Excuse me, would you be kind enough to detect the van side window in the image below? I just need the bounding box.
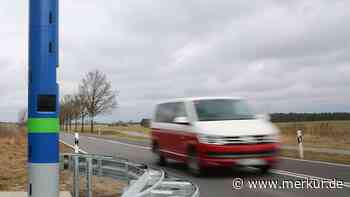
[155,103,175,123]
[155,104,166,122]
[174,102,187,118]
[155,102,187,123]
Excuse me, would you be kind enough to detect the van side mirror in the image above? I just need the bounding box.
[173,117,190,125]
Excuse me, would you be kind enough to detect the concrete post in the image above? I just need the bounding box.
[28,0,60,196]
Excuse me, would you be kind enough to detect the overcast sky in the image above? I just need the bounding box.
[1,0,350,122]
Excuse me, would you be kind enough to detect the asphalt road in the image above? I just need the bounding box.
[60,133,350,197]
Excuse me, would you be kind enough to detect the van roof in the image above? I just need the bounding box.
[158,96,243,104]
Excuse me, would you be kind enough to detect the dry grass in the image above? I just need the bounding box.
[0,124,72,191]
[0,124,27,191]
[61,175,125,197]
[0,123,22,138]
[106,124,150,134]
[67,124,149,134]
[100,133,149,143]
[275,120,350,149]
[66,124,150,142]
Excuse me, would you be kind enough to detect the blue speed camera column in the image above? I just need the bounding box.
[28,0,60,196]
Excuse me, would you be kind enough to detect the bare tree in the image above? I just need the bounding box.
[59,98,67,130]
[60,94,75,132]
[79,70,117,133]
[71,94,81,132]
[75,93,88,133]
[60,93,86,132]
[18,108,27,126]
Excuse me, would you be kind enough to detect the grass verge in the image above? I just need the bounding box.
[276,120,350,150]
[0,125,72,191]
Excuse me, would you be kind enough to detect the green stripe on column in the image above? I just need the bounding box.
[27,118,59,133]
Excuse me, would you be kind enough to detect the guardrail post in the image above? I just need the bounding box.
[125,161,129,185]
[73,155,80,197]
[86,157,93,197]
[98,158,103,176]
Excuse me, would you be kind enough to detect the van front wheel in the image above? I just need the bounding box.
[258,165,271,174]
[187,148,204,177]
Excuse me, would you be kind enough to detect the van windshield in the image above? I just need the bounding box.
[194,99,255,121]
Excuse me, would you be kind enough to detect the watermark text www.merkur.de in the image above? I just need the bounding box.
[232,178,345,190]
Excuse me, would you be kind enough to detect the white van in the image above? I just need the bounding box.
[151,97,280,176]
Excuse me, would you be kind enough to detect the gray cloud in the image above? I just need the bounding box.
[1,0,350,122]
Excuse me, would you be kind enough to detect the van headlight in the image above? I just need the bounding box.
[197,134,225,145]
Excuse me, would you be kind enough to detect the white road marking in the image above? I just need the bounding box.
[271,169,350,188]
[280,156,350,168]
[85,136,151,150]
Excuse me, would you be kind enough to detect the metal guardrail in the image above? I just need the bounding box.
[60,153,200,197]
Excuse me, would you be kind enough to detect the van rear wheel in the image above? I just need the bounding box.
[152,142,167,166]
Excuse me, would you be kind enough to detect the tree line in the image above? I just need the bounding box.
[60,70,117,133]
[270,112,350,122]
